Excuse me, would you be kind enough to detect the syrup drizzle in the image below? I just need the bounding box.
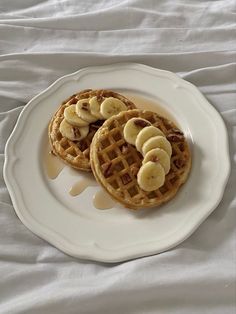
[125,94,178,124]
[69,177,97,196]
[44,150,65,179]
[93,189,116,210]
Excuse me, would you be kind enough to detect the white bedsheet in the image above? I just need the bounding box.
[0,1,235,313]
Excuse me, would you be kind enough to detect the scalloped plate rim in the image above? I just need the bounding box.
[3,63,230,262]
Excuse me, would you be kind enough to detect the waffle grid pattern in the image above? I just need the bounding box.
[49,90,136,171]
[91,110,191,209]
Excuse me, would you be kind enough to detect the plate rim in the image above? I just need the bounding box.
[3,62,231,262]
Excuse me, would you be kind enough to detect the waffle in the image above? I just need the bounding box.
[90,109,191,209]
[48,89,136,171]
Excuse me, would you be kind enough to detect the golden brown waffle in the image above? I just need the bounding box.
[90,109,191,209]
[48,89,136,171]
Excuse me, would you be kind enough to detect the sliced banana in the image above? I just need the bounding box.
[123,118,151,145]
[76,99,98,123]
[137,161,165,191]
[64,105,89,127]
[76,125,89,140]
[100,97,127,119]
[143,148,170,174]
[142,135,172,157]
[89,96,104,120]
[59,119,89,141]
[135,126,165,154]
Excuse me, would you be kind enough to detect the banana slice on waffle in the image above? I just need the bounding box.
[89,96,104,120]
[143,148,170,174]
[136,126,164,153]
[123,115,172,191]
[90,109,191,209]
[64,105,89,127]
[48,89,136,171]
[137,161,165,191]
[59,119,89,141]
[101,97,128,119]
[124,118,151,145]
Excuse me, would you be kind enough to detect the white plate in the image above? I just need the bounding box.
[4,63,230,262]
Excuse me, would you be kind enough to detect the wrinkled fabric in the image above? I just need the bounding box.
[0,1,235,313]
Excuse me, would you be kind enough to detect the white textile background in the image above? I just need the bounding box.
[0,1,235,313]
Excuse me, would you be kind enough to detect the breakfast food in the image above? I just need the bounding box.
[48,89,136,171]
[90,109,191,209]
[49,88,191,210]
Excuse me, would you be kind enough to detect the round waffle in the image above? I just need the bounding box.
[48,89,136,171]
[90,109,191,209]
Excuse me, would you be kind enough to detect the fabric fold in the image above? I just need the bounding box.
[0,1,235,313]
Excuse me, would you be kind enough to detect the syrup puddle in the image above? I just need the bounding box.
[69,177,116,210]
[44,149,115,210]
[93,189,116,210]
[44,150,65,179]
[125,94,179,125]
[69,177,97,196]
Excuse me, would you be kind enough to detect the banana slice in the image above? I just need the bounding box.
[59,119,89,141]
[100,97,127,119]
[76,99,98,123]
[89,96,104,120]
[142,148,170,174]
[123,118,151,145]
[64,105,89,127]
[137,161,165,191]
[135,126,165,154]
[142,135,172,157]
